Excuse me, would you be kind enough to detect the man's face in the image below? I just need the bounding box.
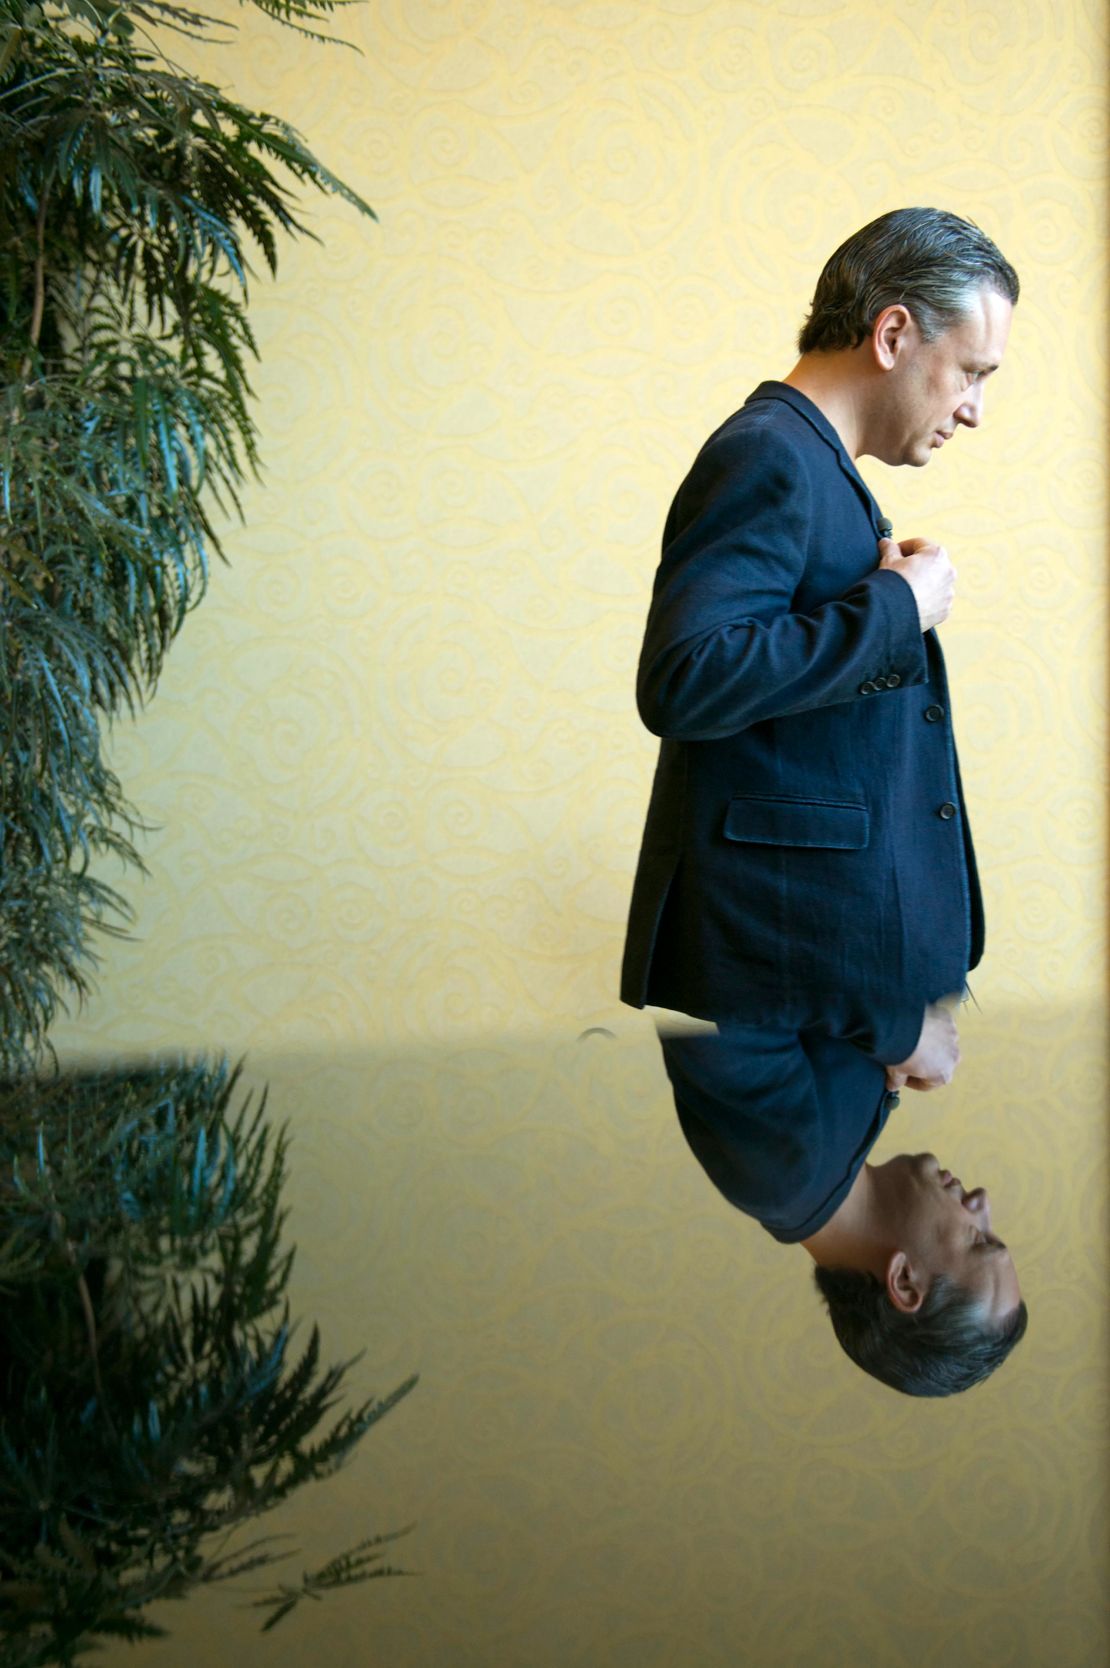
[876,1150,1021,1326]
[878,286,1013,468]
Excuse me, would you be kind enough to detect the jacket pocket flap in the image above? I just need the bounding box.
[724,795,869,849]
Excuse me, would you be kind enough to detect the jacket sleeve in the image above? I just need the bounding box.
[636,421,928,741]
[716,987,927,1068]
[812,995,926,1069]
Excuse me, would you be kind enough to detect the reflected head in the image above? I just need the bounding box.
[813,1265,1029,1396]
[797,207,1019,355]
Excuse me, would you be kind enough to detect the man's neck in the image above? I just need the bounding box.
[782,352,870,460]
[800,1162,889,1276]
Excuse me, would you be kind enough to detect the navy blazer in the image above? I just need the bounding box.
[621,383,983,1065]
[661,1023,897,1242]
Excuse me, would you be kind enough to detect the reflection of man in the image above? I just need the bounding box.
[621,208,1026,1390]
[662,1020,1025,1396]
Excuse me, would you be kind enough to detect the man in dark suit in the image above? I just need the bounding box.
[661,1016,1025,1396]
[622,208,1026,1392]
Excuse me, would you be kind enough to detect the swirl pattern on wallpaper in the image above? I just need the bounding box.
[53,0,1104,1057]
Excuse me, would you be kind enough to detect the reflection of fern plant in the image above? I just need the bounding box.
[0,0,375,1066]
[0,1056,416,1666]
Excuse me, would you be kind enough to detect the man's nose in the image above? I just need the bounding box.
[965,1185,991,1225]
[955,384,984,428]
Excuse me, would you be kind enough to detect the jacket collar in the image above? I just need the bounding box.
[744,380,885,527]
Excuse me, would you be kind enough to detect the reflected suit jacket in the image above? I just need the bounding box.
[620,383,983,1065]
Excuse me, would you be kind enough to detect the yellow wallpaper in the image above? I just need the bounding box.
[53,0,1107,1055]
[49,1,1108,1664]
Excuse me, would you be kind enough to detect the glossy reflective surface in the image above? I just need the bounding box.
[56,1001,1097,1666]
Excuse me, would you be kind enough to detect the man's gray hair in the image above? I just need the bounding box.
[813,1264,1028,1396]
[797,207,1019,355]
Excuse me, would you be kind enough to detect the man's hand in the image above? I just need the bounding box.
[878,536,956,632]
[885,1002,960,1092]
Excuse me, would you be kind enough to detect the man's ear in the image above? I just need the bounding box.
[885,1249,926,1314]
[872,303,916,371]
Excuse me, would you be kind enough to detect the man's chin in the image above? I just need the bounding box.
[876,1151,931,1176]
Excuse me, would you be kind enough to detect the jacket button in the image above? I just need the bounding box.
[924,703,945,722]
[938,802,957,820]
[886,672,901,688]
[859,681,877,694]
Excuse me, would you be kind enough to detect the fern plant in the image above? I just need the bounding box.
[0,1055,417,1665]
[0,0,374,1066]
